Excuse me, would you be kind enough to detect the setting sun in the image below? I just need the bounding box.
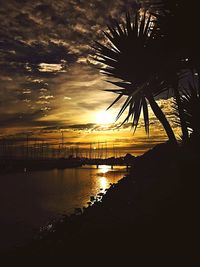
[95,110,115,125]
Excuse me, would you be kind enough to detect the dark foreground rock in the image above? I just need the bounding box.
[1,141,199,265]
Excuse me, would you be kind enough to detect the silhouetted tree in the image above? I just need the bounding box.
[93,10,177,144]
[149,0,200,141]
[174,79,200,140]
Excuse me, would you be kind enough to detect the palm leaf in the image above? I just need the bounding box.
[139,11,146,39]
[142,96,150,135]
[118,97,135,127]
[144,14,152,37]
[133,12,139,38]
[174,80,200,135]
[132,98,142,133]
[106,93,123,110]
[125,12,132,36]
[116,95,133,120]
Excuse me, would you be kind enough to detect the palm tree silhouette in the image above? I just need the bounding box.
[149,0,200,141]
[174,80,200,139]
[93,11,177,144]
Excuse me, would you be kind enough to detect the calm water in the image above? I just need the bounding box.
[0,165,126,250]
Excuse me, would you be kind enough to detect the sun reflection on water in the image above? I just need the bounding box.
[98,176,109,190]
[98,165,111,174]
[97,165,112,190]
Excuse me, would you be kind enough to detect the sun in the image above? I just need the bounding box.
[95,110,115,125]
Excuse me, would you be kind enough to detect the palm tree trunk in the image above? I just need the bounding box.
[146,94,177,144]
[173,81,189,142]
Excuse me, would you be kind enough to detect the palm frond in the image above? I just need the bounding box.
[139,11,146,39]
[142,96,150,135]
[115,95,143,133]
[106,93,123,110]
[132,97,142,133]
[116,94,133,120]
[173,81,200,136]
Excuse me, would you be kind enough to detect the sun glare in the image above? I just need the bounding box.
[95,111,115,125]
[98,177,109,190]
[99,165,111,174]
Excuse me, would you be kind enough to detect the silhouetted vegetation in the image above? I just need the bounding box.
[174,80,200,139]
[93,10,177,143]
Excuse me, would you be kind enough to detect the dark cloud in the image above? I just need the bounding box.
[0,39,77,75]
[40,123,97,132]
[20,80,48,91]
[14,13,36,28]
[67,123,96,131]
[0,110,42,127]
[42,122,121,132]
[34,3,55,14]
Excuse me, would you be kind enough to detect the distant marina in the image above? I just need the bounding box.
[0,137,135,174]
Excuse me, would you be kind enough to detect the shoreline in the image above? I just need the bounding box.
[0,158,83,174]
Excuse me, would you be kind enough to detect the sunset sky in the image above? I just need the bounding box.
[0,0,180,156]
